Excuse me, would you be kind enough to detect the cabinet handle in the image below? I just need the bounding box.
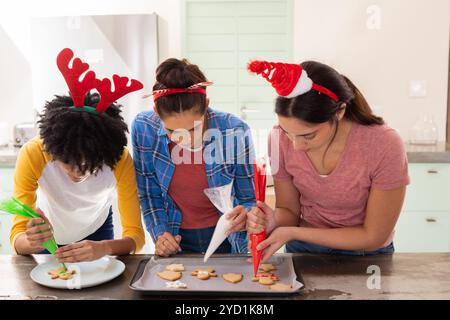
[426,218,437,223]
[427,170,439,174]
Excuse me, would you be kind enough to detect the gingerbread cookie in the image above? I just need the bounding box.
[191,268,217,280]
[259,263,276,272]
[258,276,275,285]
[251,272,279,282]
[48,267,76,280]
[222,273,243,284]
[269,283,292,292]
[157,270,182,281]
[166,264,185,272]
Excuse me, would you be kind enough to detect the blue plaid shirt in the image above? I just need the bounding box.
[131,108,256,253]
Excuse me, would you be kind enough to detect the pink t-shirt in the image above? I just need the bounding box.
[269,122,410,248]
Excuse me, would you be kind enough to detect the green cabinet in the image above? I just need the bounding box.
[396,163,450,252]
[182,0,293,157]
[403,164,450,212]
[395,211,450,252]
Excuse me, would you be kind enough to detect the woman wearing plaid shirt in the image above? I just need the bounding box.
[132,58,256,256]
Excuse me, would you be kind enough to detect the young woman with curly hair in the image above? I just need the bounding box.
[10,48,145,262]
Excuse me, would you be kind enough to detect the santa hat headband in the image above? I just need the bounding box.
[144,81,213,102]
[57,48,144,114]
[247,60,339,102]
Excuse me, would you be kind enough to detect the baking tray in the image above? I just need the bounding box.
[129,254,304,296]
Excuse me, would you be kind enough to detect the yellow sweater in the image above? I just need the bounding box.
[10,137,145,252]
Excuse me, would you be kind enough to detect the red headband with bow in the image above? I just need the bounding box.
[144,81,213,102]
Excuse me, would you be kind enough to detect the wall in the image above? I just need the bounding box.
[294,0,450,142]
[0,0,182,137]
[1,0,449,141]
[0,0,182,254]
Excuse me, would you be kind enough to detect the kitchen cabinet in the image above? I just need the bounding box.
[265,163,450,253]
[395,211,450,252]
[402,163,450,211]
[396,163,450,252]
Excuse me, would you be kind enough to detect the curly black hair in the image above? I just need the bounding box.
[38,92,128,175]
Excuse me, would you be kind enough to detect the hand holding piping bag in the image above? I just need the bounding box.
[0,197,67,271]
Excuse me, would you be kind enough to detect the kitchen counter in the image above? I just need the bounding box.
[406,142,450,163]
[1,253,449,300]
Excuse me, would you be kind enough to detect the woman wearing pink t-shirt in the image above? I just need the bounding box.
[247,60,410,260]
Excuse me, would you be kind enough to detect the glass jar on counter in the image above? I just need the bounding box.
[408,113,438,145]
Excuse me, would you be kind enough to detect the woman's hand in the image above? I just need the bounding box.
[256,226,294,262]
[25,209,54,249]
[56,240,110,263]
[155,232,182,257]
[247,201,277,235]
[226,205,248,235]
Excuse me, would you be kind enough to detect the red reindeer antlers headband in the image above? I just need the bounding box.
[56,48,144,114]
[247,60,339,102]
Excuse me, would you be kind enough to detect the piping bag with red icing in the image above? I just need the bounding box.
[251,162,267,276]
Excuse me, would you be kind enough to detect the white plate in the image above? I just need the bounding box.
[30,257,125,289]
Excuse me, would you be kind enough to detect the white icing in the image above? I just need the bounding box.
[166,280,187,289]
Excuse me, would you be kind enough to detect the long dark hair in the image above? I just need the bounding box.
[275,61,384,163]
[153,58,209,118]
[275,61,384,126]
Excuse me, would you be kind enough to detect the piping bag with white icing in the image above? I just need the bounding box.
[203,182,234,262]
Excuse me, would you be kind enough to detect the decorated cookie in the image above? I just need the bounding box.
[258,276,275,285]
[157,270,182,281]
[251,272,279,282]
[222,273,243,284]
[48,267,76,280]
[259,263,276,272]
[191,268,217,280]
[166,264,185,272]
